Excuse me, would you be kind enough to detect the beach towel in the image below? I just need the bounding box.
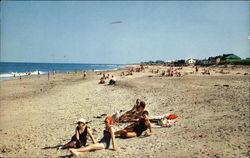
[165,114,178,119]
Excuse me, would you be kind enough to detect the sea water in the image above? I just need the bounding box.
[0,62,124,80]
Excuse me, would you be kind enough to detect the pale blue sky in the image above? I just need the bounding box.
[1,1,249,64]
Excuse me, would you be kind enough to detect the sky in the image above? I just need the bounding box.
[1,1,249,64]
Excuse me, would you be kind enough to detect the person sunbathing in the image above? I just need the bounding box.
[127,101,149,121]
[115,111,152,138]
[109,75,116,85]
[69,117,117,156]
[99,75,106,84]
[119,99,141,122]
[58,118,96,149]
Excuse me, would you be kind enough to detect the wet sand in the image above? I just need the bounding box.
[0,65,249,157]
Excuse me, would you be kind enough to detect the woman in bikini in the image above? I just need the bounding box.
[69,117,117,156]
[58,118,96,149]
[115,111,152,138]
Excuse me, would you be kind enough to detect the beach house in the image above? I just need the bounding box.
[186,58,197,65]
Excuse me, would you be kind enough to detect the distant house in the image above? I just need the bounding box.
[186,58,197,65]
[196,59,209,66]
[208,56,222,64]
[207,53,241,65]
[174,60,186,66]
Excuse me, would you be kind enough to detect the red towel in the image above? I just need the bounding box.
[165,114,178,119]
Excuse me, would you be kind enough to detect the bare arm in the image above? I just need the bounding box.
[128,105,136,112]
[87,128,96,144]
[109,127,117,150]
[145,118,153,135]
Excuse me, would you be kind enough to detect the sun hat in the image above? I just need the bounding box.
[76,118,86,124]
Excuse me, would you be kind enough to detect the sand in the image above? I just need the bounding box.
[0,65,249,158]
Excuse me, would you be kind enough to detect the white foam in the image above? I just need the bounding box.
[0,71,46,78]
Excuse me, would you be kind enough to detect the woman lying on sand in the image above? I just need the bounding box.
[119,100,149,122]
[115,111,152,138]
[69,117,117,156]
[58,118,96,149]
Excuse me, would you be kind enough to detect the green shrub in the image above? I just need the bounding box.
[219,59,250,65]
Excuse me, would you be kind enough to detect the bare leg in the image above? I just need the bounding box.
[69,143,105,156]
[115,128,134,135]
[61,141,77,149]
[124,132,137,138]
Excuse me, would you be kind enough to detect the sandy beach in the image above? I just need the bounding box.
[0,65,249,158]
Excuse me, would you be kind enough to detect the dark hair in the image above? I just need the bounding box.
[140,101,146,108]
[142,111,149,116]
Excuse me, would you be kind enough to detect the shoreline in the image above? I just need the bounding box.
[0,65,249,157]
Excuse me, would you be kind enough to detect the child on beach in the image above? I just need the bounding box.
[69,117,117,156]
[58,118,96,149]
[115,111,152,138]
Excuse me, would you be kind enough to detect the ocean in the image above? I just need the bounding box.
[0,62,124,80]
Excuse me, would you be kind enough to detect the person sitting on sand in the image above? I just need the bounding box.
[58,118,96,149]
[131,101,149,120]
[115,111,152,138]
[69,117,117,156]
[119,101,149,122]
[99,74,106,84]
[109,75,116,85]
[119,99,141,122]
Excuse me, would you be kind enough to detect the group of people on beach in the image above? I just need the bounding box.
[58,99,152,156]
[99,73,116,85]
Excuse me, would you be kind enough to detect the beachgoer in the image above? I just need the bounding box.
[69,117,117,156]
[130,101,149,120]
[99,76,106,84]
[83,71,87,79]
[115,111,152,138]
[119,99,141,122]
[109,75,116,85]
[195,66,198,72]
[120,101,149,122]
[58,118,96,149]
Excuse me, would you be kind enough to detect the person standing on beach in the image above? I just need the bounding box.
[58,118,96,149]
[48,72,50,81]
[83,71,87,80]
[69,117,117,156]
[195,66,199,73]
